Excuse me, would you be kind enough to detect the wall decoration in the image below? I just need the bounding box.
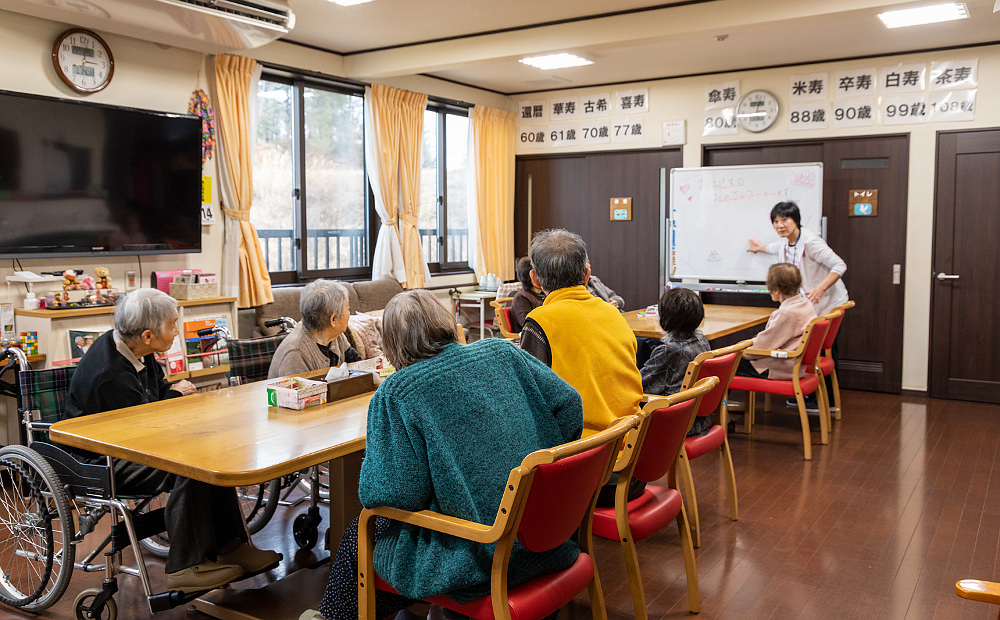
[188,89,215,164]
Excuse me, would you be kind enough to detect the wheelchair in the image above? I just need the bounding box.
[212,317,329,550]
[0,345,226,618]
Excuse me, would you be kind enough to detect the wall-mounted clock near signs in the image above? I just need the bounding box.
[52,28,114,94]
[736,89,780,133]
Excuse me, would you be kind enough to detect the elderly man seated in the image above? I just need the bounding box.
[65,288,281,593]
[520,229,645,505]
[268,279,361,379]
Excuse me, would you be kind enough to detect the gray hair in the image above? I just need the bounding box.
[300,279,350,333]
[528,229,589,292]
[115,288,178,343]
[382,289,457,369]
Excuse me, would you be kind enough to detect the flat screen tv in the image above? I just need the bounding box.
[0,89,202,258]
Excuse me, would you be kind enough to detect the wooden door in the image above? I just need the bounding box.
[515,148,683,310]
[931,129,1000,403]
[704,135,909,393]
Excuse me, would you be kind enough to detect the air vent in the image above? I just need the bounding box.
[160,0,292,28]
[838,359,884,373]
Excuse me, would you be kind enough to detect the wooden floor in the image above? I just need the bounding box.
[8,390,1000,619]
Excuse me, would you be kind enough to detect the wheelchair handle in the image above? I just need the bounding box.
[196,326,232,340]
[264,317,297,333]
[1,345,29,370]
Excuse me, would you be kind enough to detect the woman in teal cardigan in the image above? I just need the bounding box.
[313,289,584,620]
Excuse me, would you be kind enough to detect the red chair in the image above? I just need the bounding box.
[592,376,719,618]
[807,300,855,421]
[675,339,752,549]
[489,297,518,340]
[358,415,641,620]
[729,312,838,461]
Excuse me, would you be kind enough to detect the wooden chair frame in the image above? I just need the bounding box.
[489,297,518,341]
[603,376,719,618]
[957,579,1000,618]
[816,300,855,421]
[674,339,752,549]
[358,415,641,620]
[732,311,840,461]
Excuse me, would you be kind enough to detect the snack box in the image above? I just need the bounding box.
[266,377,328,410]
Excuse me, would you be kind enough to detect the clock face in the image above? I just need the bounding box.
[52,29,114,94]
[736,90,780,133]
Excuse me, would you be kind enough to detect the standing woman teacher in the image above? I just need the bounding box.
[748,201,849,316]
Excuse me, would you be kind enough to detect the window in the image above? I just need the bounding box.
[253,75,370,283]
[419,105,471,272]
[253,72,469,283]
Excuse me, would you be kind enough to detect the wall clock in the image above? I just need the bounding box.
[52,28,114,94]
[736,89,780,133]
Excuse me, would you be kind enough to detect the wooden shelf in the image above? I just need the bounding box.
[15,296,238,319]
[189,365,230,379]
[0,354,46,368]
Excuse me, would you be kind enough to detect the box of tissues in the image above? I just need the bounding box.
[266,377,327,410]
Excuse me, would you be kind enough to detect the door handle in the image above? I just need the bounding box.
[936,272,960,281]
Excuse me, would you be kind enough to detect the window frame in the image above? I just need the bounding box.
[424,101,471,275]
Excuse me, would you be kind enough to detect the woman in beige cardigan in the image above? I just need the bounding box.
[268,279,360,379]
[735,263,817,381]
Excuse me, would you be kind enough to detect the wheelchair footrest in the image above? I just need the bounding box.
[149,589,208,613]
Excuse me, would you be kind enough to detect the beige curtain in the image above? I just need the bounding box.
[397,89,429,288]
[471,105,516,281]
[214,53,272,308]
[365,84,405,283]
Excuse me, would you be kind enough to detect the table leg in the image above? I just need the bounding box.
[325,451,364,549]
[479,299,486,340]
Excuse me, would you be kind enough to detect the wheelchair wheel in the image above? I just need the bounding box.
[136,493,170,559]
[238,479,279,535]
[74,587,118,620]
[0,445,75,611]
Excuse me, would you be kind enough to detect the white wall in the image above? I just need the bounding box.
[513,45,1000,392]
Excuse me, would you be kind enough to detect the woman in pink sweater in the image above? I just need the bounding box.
[736,263,817,380]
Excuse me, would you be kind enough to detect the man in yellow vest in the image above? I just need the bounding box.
[520,229,643,438]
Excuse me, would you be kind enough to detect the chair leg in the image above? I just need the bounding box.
[816,382,829,446]
[764,392,772,412]
[580,519,608,620]
[831,368,842,420]
[678,450,700,548]
[743,392,756,434]
[794,391,812,461]
[617,521,648,620]
[676,503,701,614]
[721,435,739,521]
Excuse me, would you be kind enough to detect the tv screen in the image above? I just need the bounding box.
[0,89,202,258]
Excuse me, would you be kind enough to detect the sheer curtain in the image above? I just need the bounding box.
[470,105,516,280]
[214,53,272,307]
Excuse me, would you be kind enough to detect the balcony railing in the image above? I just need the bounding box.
[257,227,468,273]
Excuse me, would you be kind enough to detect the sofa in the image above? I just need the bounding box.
[238,277,405,338]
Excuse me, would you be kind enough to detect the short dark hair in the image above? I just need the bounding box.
[515,257,534,289]
[770,201,802,228]
[381,289,457,369]
[766,263,802,297]
[528,229,588,292]
[658,288,704,338]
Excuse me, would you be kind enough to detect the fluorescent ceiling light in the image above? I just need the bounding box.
[519,53,593,70]
[878,3,968,28]
[331,0,374,5]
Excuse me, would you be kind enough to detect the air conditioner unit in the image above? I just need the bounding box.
[0,0,295,53]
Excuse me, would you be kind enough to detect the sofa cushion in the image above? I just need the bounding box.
[352,277,404,314]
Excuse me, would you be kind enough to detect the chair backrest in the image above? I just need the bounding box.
[489,297,518,338]
[19,365,76,424]
[799,316,833,370]
[513,415,639,553]
[822,300,855,351]
[631,376,718,484]
[682,340,752,418]
[226,333,288,384]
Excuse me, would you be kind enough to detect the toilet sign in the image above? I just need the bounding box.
[849,189,878,217]
[610,197,632,221]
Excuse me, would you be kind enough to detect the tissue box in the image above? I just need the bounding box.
[326,371,375,401]
[266,377,328,410]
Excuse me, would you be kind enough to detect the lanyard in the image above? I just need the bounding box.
[786,235,801,267]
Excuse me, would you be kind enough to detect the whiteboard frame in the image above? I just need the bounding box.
[666,162,824,285]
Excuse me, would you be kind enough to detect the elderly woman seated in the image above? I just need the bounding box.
[304,289,584,620]
[268,279,361,379]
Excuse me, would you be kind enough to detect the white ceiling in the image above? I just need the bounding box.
[283,0,1000,94]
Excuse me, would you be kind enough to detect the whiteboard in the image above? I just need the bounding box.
[668,163,823,282]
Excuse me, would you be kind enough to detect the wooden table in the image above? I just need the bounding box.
[48,375,373,620]
[624,304,774,340]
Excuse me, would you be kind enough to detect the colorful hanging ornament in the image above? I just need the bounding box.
[188,89,215,164]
